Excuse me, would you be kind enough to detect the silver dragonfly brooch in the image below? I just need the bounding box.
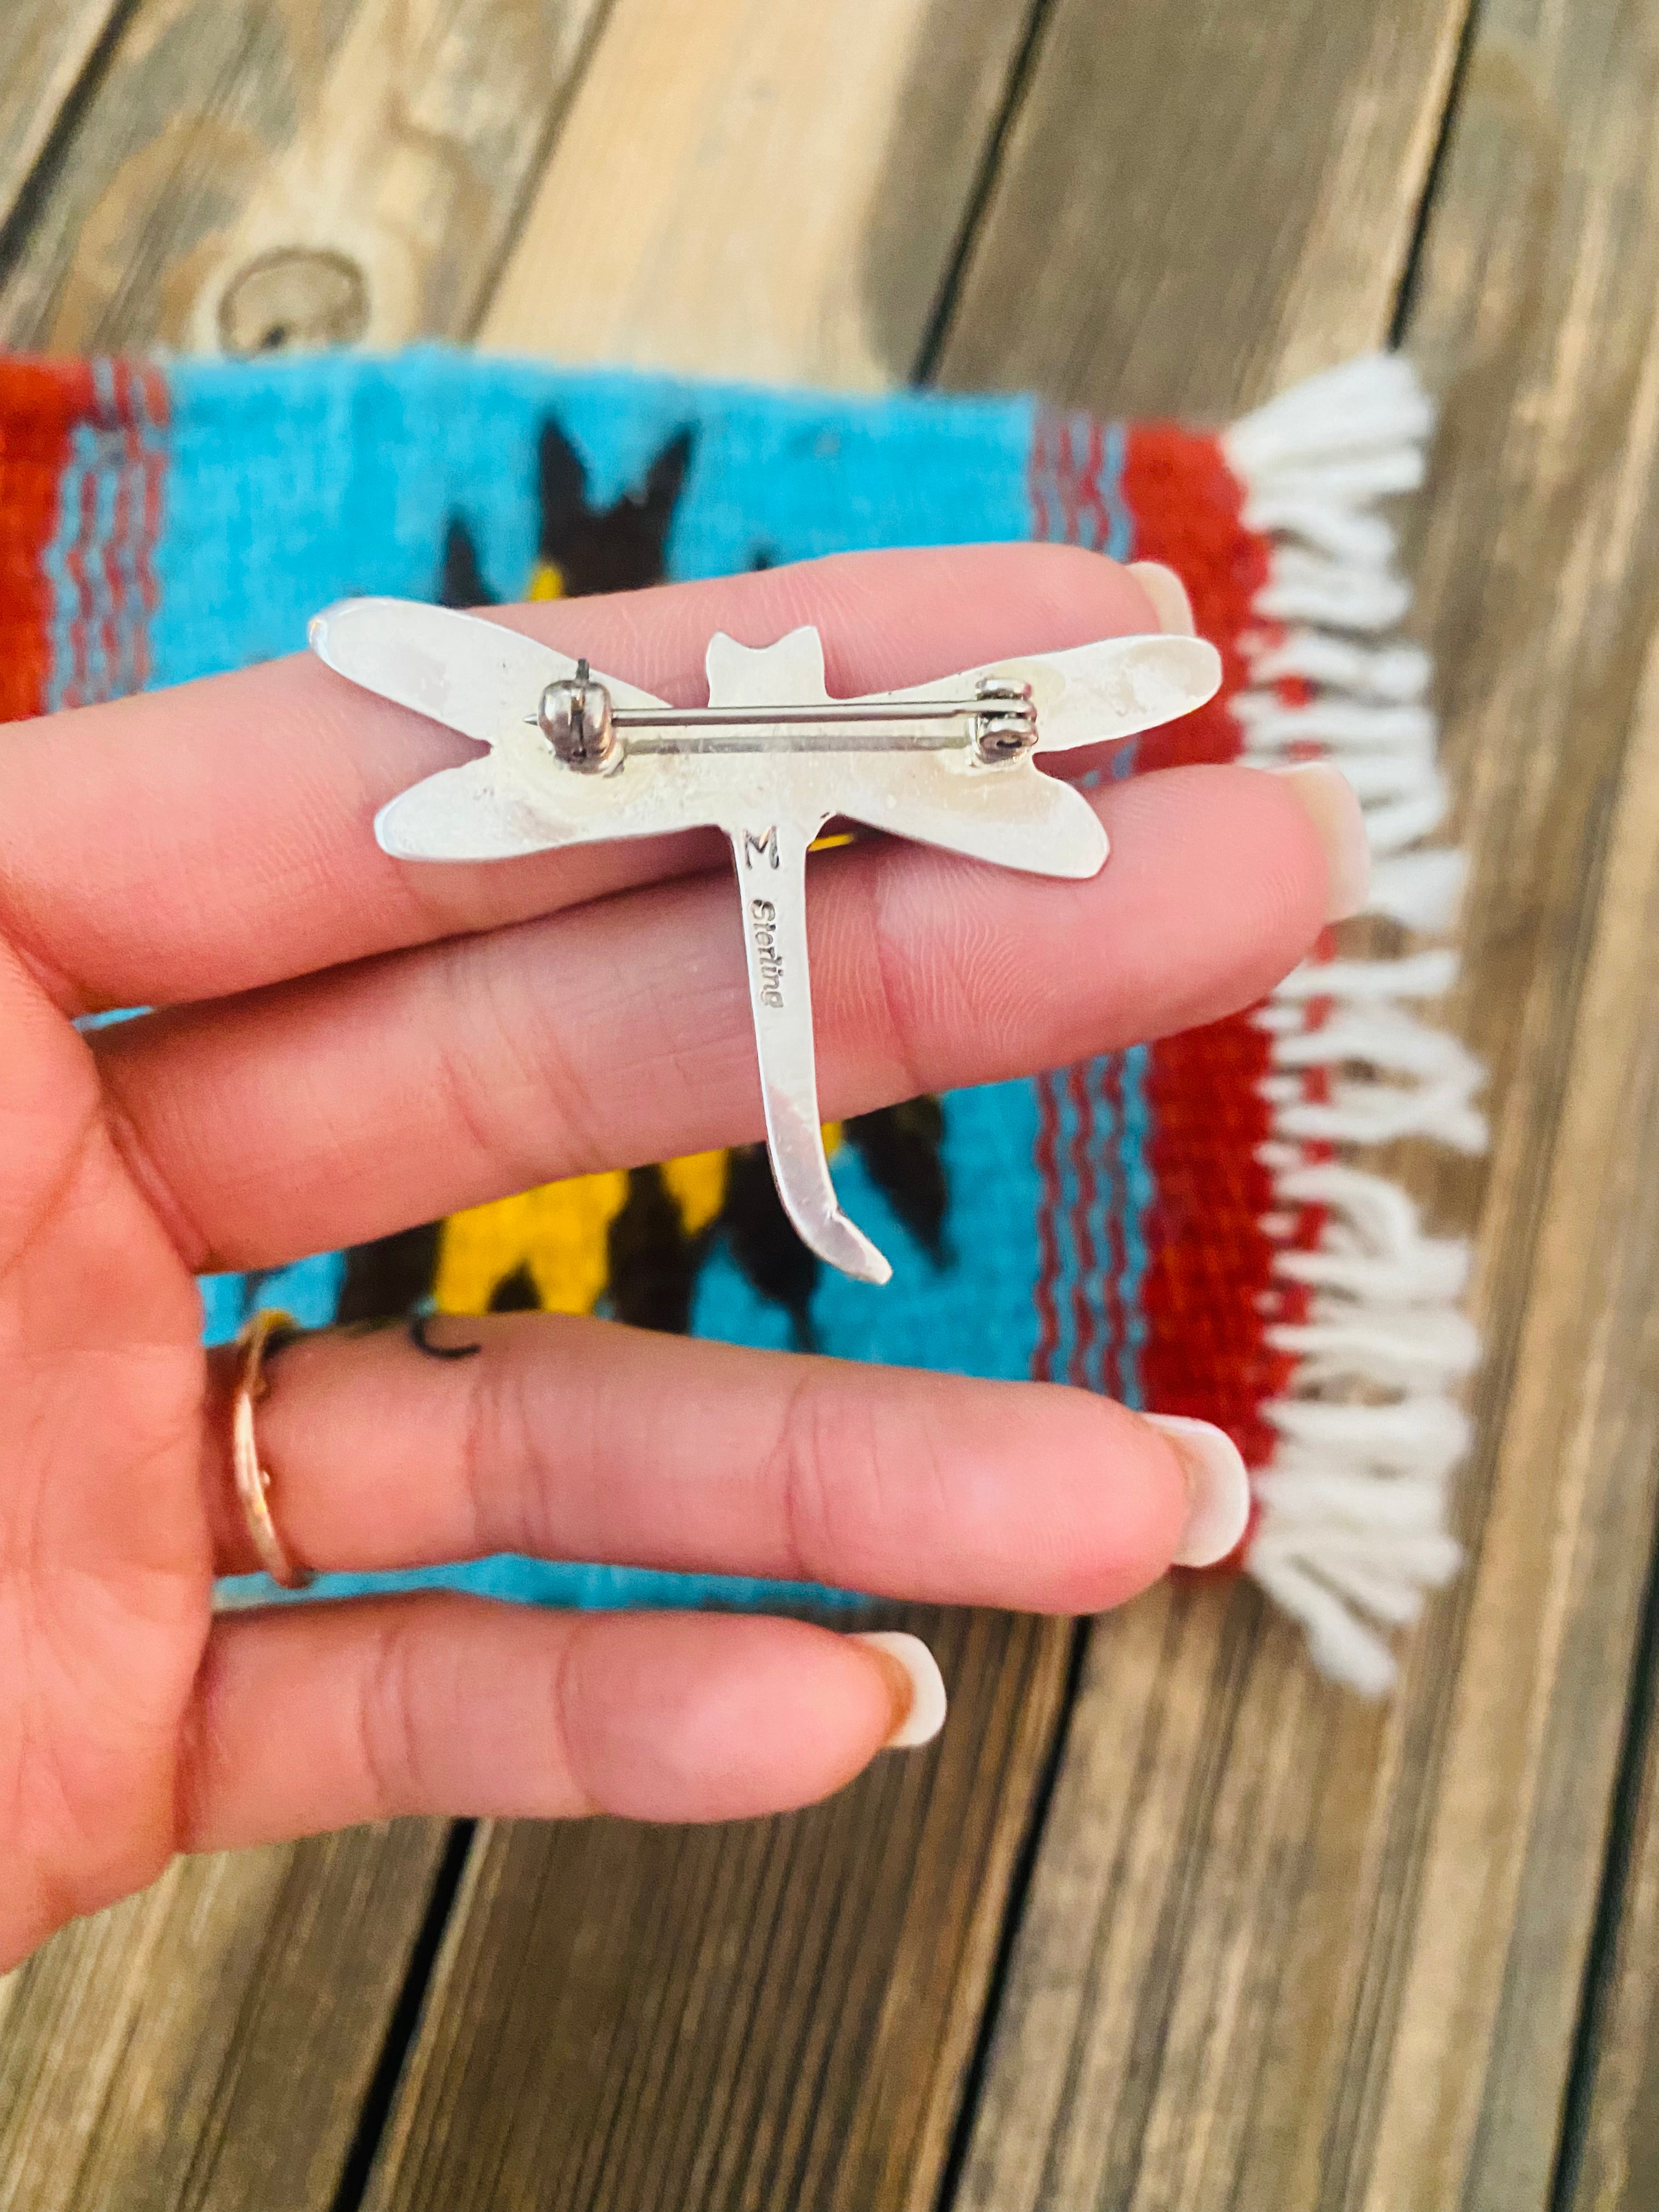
[311,597,1221,1284]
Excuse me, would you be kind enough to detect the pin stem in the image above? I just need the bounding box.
[611,699,1012,727]
[536,675,1036,766]
[625,725,997,755]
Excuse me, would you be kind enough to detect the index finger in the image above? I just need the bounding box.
[0,544,1158,1015]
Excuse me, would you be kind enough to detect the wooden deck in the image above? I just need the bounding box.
[3,1,1658,2204]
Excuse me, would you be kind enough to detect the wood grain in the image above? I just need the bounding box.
[1479,618,1659,2212]
[1563,1057,1659,2212]
[0,5,612,2207]
[0,0,607,354]
[952,1,1659,2207]
[479,0,1038,383]
[936,0,1472,416]
[358,1611,1067,2212]
[361,5,1491,2210]
[349,14,1081,2205]
[0,1822,450,2211]
[3,0,1649,2203]
[0,3,130,243]
[1361,20,1659,2196]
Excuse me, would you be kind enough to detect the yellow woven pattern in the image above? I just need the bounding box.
[433,1171,629,1316]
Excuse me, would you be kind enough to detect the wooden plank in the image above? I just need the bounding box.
[479,0,1040,385]
[351,10,1082,2205]
[0,1822,450,2212]
[1513,641,1659,2212]
[951,2,1659,2207]
[0,0,607,354]
[0,2,127,242]
[1334,13,1659,2200]
[0,8,1044,2203]
[360,1612,1065,2212]
[938,0,1471,416]
[1565,1188,1659,2212]
[359,5,1480,2209]
[0,5,613,2207]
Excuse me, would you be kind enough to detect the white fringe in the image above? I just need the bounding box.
[1219,353,1481,1695]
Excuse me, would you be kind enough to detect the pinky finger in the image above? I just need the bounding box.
[181,1598,944,1852]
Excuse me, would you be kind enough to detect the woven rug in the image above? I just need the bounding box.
[0,346,1482,1691]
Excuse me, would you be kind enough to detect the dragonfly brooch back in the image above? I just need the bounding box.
[311,598,1221,1283]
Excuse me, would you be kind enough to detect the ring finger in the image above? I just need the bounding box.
[201,1310,1250,1609]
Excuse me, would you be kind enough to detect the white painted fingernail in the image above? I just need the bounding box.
[851,1632,948,1748]
[1262,760,1371,922]
[1144,1414,1251,1568]
[1127,560,1197,636]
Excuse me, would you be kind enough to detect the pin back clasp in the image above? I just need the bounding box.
[537,658,620,772]
[534,665,1037,768]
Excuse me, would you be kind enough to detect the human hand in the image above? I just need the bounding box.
[0,543,1355,1971]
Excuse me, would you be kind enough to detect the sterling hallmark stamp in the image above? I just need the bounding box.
[750,898,785,1008]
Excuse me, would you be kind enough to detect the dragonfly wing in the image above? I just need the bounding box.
[839,757,1108,879]
[310,597,666,748]
[373,759,573,861]
[375,748,738,862]
[1024,633,1222,754]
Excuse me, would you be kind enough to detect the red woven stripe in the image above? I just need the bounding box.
[134,361,168,689]
[0,358,95,724]
[63,360,170,708]
[100,361,141,693]
[1121,424,1289,1492]
[62,439,99,711]
[1123,421,1264,769]
[1101,1052,1129,1399]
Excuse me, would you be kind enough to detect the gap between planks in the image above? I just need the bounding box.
[949,1,1659,2204]
[0,8,1070,2209]
[0,7,614,2207]
[0,0,134,254]
[371,2,1483,2207]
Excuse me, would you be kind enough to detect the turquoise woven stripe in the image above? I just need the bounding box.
[114,345,1133,1617]
[199,1252,346,1345]
[1030,416,1155,1406]
[216,1554,870,1618]
[154,347,1039,685]
[1114,1043,1153,1409]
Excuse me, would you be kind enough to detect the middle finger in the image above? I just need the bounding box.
[95,761,1329,1271]
[5,546,1157,1015]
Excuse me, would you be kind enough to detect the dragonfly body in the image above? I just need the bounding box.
[311,597,1221,1282]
